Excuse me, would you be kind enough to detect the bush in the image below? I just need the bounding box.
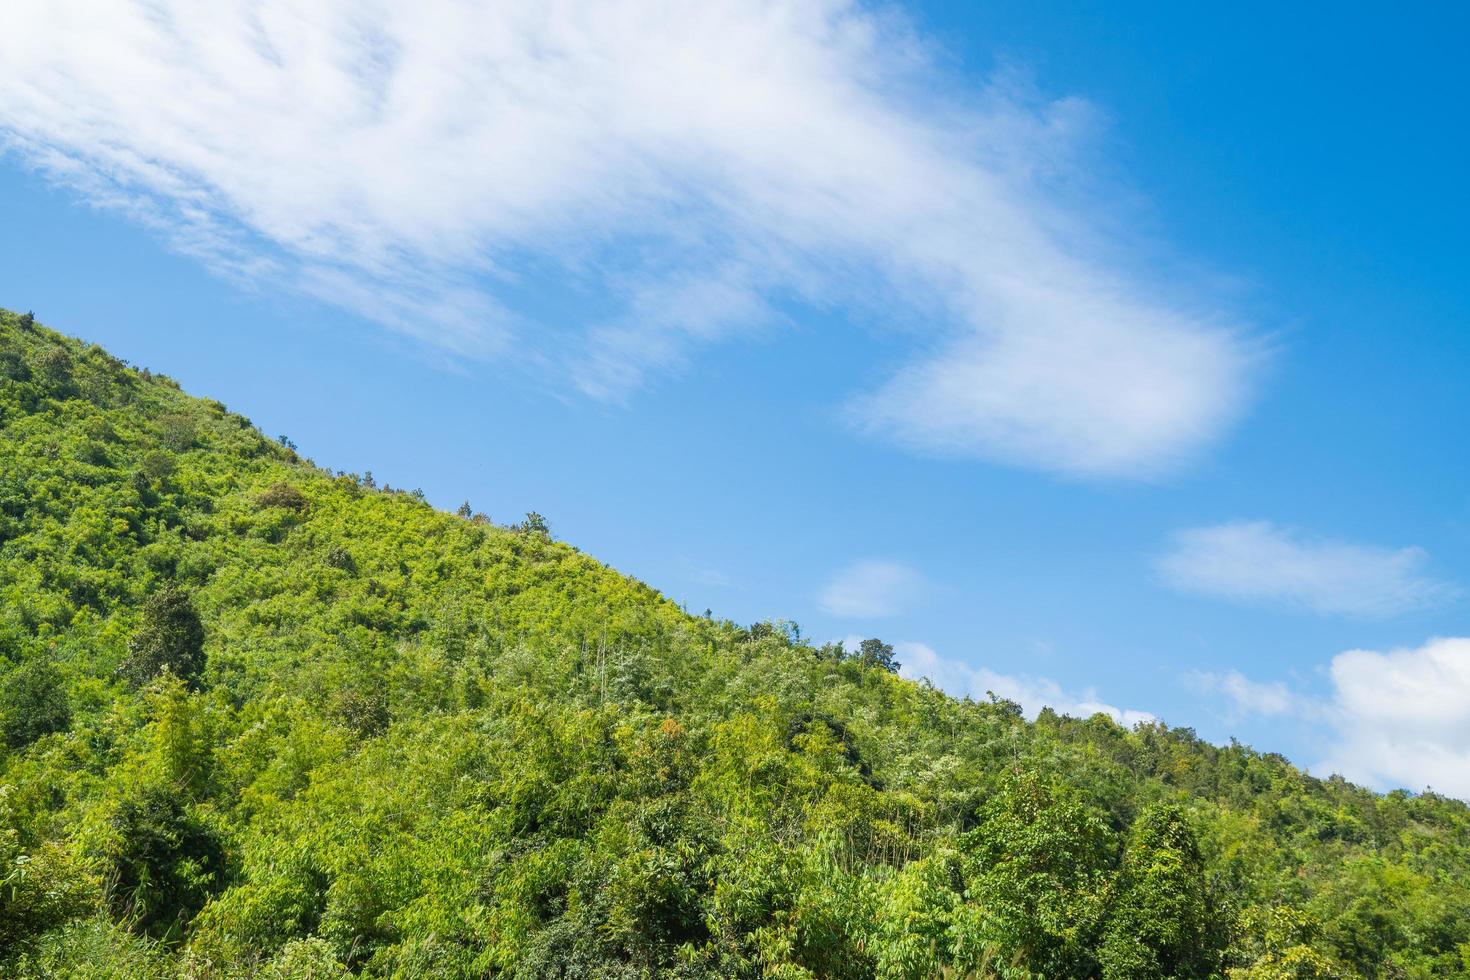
[323,546,356,573]
[258,938,350,980]
[1,788,95,950]
[0,350,31,381]
[0,660,71,748]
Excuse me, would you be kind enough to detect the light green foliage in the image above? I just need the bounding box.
[2,307,1470,977]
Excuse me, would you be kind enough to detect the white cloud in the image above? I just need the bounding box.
[1158,521,1456,617]
[1187,641,1470,799]
[896,641,1155,728]
[1187,668,1295,717]
[1319,638,1470,798]
[819,560,922,618]
[0,0,1255,477]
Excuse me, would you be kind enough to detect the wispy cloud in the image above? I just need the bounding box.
[1157,521,1457,617]
[1186,668,1296,717]
[897,641,1154,728]
[819,560,923,618]
[0,0,1257,476]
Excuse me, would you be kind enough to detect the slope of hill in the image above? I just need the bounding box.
[1,306,1468,978]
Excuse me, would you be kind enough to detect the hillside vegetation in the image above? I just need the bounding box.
[2,307,1469,978]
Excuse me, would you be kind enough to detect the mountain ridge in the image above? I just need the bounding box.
[2,307,1468,978]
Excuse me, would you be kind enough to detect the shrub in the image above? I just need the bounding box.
[0,350,31,381]
[324,546,356,573]
[259,938,350,980]
[139,452,175,483]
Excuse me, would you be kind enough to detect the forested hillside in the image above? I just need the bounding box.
[2,306,1468,978]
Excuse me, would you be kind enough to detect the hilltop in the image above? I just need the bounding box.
[1,307,1468,978]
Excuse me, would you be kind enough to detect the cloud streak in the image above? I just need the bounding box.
[897,641,1154,728]
[819,560,923,618]
[0,0,1256,476]
[1158,521,1456,617]
[1187,668,1297,717]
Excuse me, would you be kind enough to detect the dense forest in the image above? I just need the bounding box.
[1,306,1468,978]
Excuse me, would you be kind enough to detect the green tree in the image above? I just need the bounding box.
[1227,905,1342,979]
[255,482,308,511]
[120,587,205,687]
[102,786,226,940]
[37,347,73,387]
[956,775,1114,977]
[1099,802,1221,979]
[856,638,899,673]
[0,660,71,748]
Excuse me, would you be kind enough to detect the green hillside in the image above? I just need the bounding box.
[1,306,1468,978]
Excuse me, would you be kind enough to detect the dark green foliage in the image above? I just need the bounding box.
[0,349,31,381]
[323,545,356,573]
[254,482,308,511]
[856,637,899,673]
[0,660,71,748]
[517,510,550,535]
[38,347,73,386]
[103,786,227,940]
[156,412,196,451]
[960,776,1114,976]
[1099,803,1221,979]
[139,451,175,483]
[1,308,1469,978]
[120,587,205,687]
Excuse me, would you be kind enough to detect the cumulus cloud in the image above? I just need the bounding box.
[896,641,1154,728]
[1157,521,1457,617]
[1320,638,1470,798]
[1189,641,1470,799]
[0,0,1255,476]
[818,560,922,618]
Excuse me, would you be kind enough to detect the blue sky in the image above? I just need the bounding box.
[2,1,1468,794]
